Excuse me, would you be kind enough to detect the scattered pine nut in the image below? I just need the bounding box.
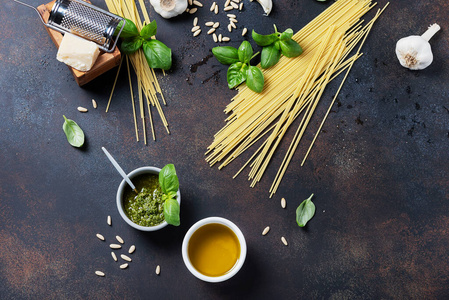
[155,265,161,275]
[116,235,124,244]
[230,18,238,23]
[230,2,238,9]
[107,216,111,226]
[210,2,216,11]
[111,252,118,261]
[193,29,201,36]
[96,233,105,241]
[77,106,88,113]
[120,263,128,269]
[230,22,237,29]
[110,244,121,249]
[222,37,230,42]
[224,6,233,11]
[207,28,216,34]
[214,5,218,14]
[92,99,97,109]
[95,271,105,277]
[227,24,232,32]
[121,254,132,262]
[189,7,197,14]
[213,22,220,28]
[213,33,218,42]
[186,8,189,12]
[218,33,223,42]
[193,17,198,26]
[129,245,136,254]
[188,0,192,5]
[205,21,214,26]
[262,226,270,236]
[281,236,288,246]
[193,0,203,7]
[227,14,236,18]
[281,198,286,208]
[242,27,247,36]
[231,0,239,3]
[191,25,200,32]
[224,0,231,7]
[239,2,243,10]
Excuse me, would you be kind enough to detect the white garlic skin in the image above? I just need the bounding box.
[150,0,188,19]
[396,36,433,70]
[256,0,272,16]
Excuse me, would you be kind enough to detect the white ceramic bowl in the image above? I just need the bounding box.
[182,217,247,283]
[116,166,181,231]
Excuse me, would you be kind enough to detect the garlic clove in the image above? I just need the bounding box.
[255,0,272,16]
[150,0,188,19]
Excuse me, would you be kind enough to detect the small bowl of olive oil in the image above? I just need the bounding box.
[182,217,247,282]
[116,166,181,231]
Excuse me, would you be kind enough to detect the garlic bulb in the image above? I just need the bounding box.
[395,24,441,70]
[256,0,272,16]
[149,0,188,19]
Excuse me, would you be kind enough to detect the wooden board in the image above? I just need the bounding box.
[37,0,121,86]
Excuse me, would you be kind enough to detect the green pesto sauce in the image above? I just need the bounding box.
[123,173,164,227]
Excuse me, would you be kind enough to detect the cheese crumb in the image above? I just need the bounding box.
[56,33,100,72]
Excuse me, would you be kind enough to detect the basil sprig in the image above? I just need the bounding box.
[296,194,315,227]
[159,164,180,226]
[252,25,303,69]
[212,41,265,93]
[114,19,172,70]
[62,115,84,147]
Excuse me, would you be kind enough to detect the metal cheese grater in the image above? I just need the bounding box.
[13,0,125,52]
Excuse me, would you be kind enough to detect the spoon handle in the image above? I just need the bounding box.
[102,147,138,193]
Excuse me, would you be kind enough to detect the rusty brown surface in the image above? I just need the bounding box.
[1,0,449,298]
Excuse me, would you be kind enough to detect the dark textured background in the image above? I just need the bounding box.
[1,0,448,298]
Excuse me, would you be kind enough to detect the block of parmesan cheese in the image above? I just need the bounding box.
[56,33,100,72]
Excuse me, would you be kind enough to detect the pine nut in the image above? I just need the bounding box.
[189,7,197,14]
[207,28,216,34]
[222,37,230,42]
[95,271,105,277]
[231,0,239,3]
[281,198,286,208]
[92,99,97,109]
[224,0,230,6]
[96,233,105,241]
[239,2,243,10]
[262,226,270,235]
[128,245,136,254]
[205,21,214,26]
[193,0,203,7]
[230,18,238,23]
[107,216,111,226]
[281,236,288,246]
[210,2,216,11]
[214,5,218,14]
[230,2,238,9]
[224,6,233,11]
[111,252,117,261]
[242,27,247,36]
[213,22,220,28]
[191,25,200,32]
[227,24,232,32]
[188,0,192,5]
[155,265,161,275]
[121,254,132,262]
[213,33,218,42]
[116,235,124,244]
[218,33,222,42]
[193,17,198,26]
[230,22,236,29]
[120,263,128,269]
[227,14,236,18]
[77,106,88,112]
[193,29,201,36]
[110,244,121,249]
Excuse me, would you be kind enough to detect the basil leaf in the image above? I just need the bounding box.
[212,46,239,65]
[159,164,179,194]
[227,62,248,89]
[252,30,279,47]
[260,44,281,69]
[142,40,172,70]
[140,20,157,40]
[280,28,294,41]
[164,198,180,226]
[296,194,315,227]
[246,66,264,93]
[120,37,143,55]
[238,41,253,64]
[62,115,84,147]
[279,39,303,58]
[114,18,139,39]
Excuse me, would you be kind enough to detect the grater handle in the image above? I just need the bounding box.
[12,0,48,26]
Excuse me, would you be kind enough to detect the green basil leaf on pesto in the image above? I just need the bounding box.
[62,115,84,147]
[159,164,179,194]
[164,198,180,226]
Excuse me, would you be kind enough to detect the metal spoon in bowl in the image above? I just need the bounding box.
[102,147,138,194]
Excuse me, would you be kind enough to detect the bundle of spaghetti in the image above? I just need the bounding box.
[105,0,169,144]
[205,0,389,197]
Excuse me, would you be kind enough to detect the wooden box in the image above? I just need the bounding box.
[37,0,121,86]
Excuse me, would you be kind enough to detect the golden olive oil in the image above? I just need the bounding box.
[188,223,240,277]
